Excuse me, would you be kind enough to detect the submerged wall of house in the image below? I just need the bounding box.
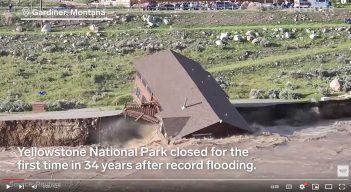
[186,122,247,138]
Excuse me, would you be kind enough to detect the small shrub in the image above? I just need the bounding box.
[342,78,351,92]
[45,100,85,111]
[6,90,21,101]
[60,71,72,78]
[285,81,299,90]
[0,100,32,112]
[279,89,302,100]
[91,72,112,84]
[318,86,331,97]
[116,95,133,106]
[268,89,280,99]
[249,89,267,99]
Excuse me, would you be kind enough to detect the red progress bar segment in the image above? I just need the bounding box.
[1,178,25,181]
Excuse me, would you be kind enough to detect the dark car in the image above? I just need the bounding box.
[215,1,237,10]
[175,2,189,10]
[158,3,175,10]
[143,1,157,11]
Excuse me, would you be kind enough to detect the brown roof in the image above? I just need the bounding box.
[133,50,252,139]
[162,116,190,137]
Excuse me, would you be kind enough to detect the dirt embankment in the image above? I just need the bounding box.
[174,10,351,26]
[0,116,158,147]
[0,118,98,147]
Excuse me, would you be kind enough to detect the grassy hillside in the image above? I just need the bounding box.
[0,10,350,109]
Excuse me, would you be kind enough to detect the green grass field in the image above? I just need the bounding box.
[0,10,350,109]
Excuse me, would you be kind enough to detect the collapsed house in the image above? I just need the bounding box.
[123,50,253,141]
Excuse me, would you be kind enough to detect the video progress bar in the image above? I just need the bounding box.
[15,178,350,181]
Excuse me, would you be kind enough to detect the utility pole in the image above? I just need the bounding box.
[40,0,43,28]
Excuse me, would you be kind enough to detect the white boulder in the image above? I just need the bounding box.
[215,40,223,46]
[219,32,230,41]
[233,34,244,42]
[41,23,52,33]
[330,78,341,92]
[309,34,318,39]
[89,24,99,33]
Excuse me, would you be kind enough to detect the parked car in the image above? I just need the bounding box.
[158,3,175,10]
[179,2,190,10]
[215,1,237,10]
[189,2,201,10]
[143,1,157,11]
[293,0,311,7]
[175,2,190,10]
